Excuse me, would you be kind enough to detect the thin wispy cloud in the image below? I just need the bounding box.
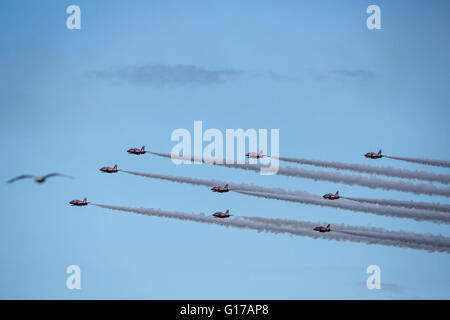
[271,68,377,82]
[330,69,376,80]
[92,64,243,87]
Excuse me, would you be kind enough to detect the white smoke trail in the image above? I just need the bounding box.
[91,203,450,253]
[149,152,450,197]
[272,156,450,184]
[244,164,450,197]
[384,155,450,169]
[341,196,450,213]
[240,216,450,253]
[120,170,450,224]
[235,190,450,224]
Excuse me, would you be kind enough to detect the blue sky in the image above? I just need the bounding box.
[0,0,449,299]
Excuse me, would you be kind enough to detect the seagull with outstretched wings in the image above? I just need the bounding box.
[7,173,74,184]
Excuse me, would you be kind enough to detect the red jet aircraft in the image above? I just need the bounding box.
[69,197,89,206]
[211,184,229,193]
[364,149,383,159]
[99,164,118,173]
[212,210,232,218]
[127,145,146,155]
[246,150,264,159]
[313,224,331,232]
[323,191,340,200]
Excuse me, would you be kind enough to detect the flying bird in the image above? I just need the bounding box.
[7,173,75,184]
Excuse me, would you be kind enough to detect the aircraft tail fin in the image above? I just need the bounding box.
[225,209,229,214]
[83,197,87,202]
[378,149,382,155]
[336,190,339,196]
[225,184,228,188]
[327,224,330,228]
[142,146,145,151]
[114,164,118,169]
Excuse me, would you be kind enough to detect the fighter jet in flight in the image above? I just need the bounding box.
[364,149,383,159]
[212,210,232,218]
[69,197,89,206]
[127,145,147,155]
[99,164,118,173]
[313,224,331,232]
[323,191,340,200]
[246,150,264,159]
[211,184,229,193]
[7,173,74,184]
